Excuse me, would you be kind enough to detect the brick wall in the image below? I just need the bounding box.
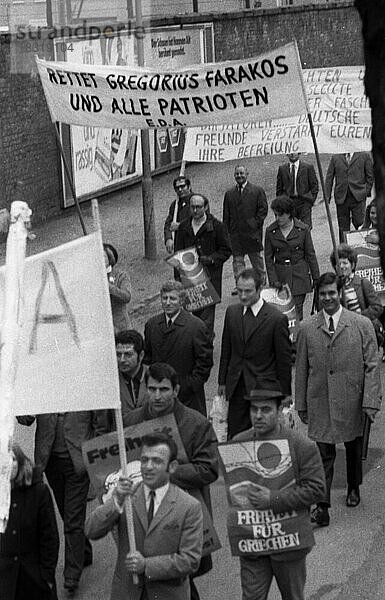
[0,2,363,222]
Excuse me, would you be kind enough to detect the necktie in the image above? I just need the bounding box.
[290,164,295,196]
[147,490,155,525]
[238,184,243,195]
[328,316,335,334]
[167,318,173,328]
[346,153,351,163]
[243,306,255,340]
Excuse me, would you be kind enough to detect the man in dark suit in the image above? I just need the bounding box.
[276,152,319,228]
[218,267,292,439]
[223,165,268,294]
[164,175,193,255]
[85,431,203,600]
[144,280,213,416]
[175,193,232,338]
[325,151,374,242]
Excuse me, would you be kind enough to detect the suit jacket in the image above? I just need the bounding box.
[85,483,203,600]
[223,181,268,253]
[218,301,292,398]
[175,214,231,297]
[295,308,382,444]
[264,218,320,295]
[276,161,319,205]
[144,310,213,415]
[325,152,374,204]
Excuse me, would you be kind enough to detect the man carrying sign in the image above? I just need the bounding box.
[124,362,219,600]
[233,377,325,600]
[85,432,203,600]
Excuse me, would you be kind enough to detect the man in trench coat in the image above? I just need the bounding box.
[295,271,382,527]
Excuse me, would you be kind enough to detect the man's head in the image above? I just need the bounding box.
[236,268,264,307]
[245,379,284,436]
[173,176,191,200]
[115,330,144,376]
[317,272,343,315]
[189,193,209,222]
[287,152,300,163]
[234,165,248,187]
[145,363,180,416]
[140,432,179,490]
[160,280,185,318]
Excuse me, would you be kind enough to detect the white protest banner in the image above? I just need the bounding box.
[36,42,306,129]
[218,439,314,557]
[183,66,371,161]
[0,230,120,416]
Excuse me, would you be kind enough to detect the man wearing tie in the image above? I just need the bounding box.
[85,431,203,600]
[276,152,319,228]
[144,280,213,416]
[218,267,292,438]
[295,272,381,527]
[223,165,268,294]
[325,151,374,242]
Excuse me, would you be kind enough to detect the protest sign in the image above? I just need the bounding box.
[36,42,306,129]
[345,229,385,304]
[0,230,120,416]
[260,285,297,343]
[183,65,371,161]
[166,247,220,311]
[218,439,314,557]
[82,414,221,556]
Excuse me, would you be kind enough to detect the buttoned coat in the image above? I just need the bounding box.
[325,152,373,204]
[144,310,213,415]
[223,182,268,253]
[276,161,319,205]
[218,301,292,398]
[295,308,382,444]
[264,218,320,295]
[175,214,231,297]
[85,483,203,600]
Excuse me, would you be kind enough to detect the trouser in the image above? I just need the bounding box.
[291,197,313,229]
[193,304,216,340]
[227,376,251,439]
[45,453,91,583]
[232,252,265,284]
[293,294,306,321]
[316,436,363,506]
[336,191,366,242]
[240,555,307,600]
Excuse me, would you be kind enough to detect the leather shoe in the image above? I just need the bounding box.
[311,505,330,527]
[346,488,360,507]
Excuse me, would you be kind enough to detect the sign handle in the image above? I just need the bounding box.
[114,408,139,585]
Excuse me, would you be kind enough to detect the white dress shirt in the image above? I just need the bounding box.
[144,482,169,517]
[243,297,264,317]
[289,160,299,196]
[323,305,342,333]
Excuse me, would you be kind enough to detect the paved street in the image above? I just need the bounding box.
[11,157,385,600]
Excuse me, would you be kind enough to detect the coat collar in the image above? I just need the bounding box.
[267,218,306,239]
[316,306,350,341]
[132,482,177,534]
[235,301,270,343]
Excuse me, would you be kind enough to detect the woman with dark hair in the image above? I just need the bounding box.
[264,195,320,320]
[103,243,132,333]
[329,243,382,320]
[0,444,59,600]
[363,199,379,245]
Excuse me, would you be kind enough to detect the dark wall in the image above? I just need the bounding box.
[0,1,362,221]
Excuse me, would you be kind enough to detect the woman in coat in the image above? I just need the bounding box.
[264,195,320,320]
[104,243,132,333]
[0,444,59,600]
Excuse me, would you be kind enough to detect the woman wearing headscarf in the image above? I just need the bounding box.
[104,243,132,333]
[0,444,59,600]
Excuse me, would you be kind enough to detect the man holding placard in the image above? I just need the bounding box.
[85,431,203,600]
[219,377,325,600]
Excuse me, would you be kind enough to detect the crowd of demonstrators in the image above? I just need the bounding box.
[10,155,385,600]
[325,151,374,242]
[264,196,320,321]
[223,165,268,294]
[276,152,319,228]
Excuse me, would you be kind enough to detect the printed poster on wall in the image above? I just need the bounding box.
[218,439,314,557]
[345,229,385,304]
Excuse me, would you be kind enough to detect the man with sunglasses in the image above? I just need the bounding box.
[164,176,193,255]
